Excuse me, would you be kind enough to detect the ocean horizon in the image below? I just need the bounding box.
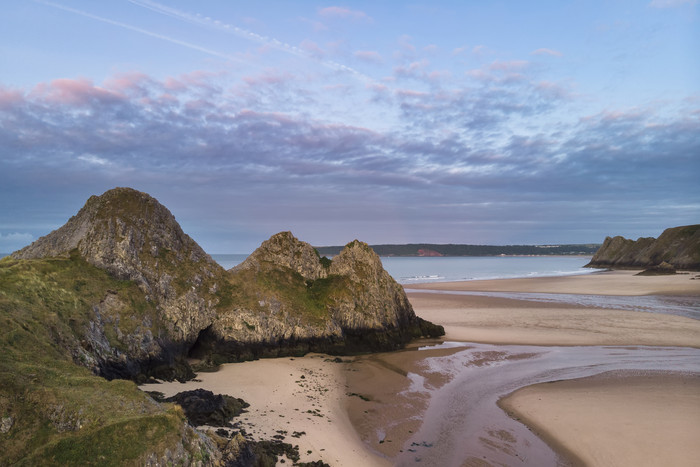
[1,252,599,285]
[211,253,599,284]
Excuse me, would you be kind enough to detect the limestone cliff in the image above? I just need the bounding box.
[11,187,226,379]
[585,224,700,270]
[195,233,443,362]
[9,188,442,376]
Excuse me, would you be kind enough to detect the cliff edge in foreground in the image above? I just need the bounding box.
[585,225,700,270]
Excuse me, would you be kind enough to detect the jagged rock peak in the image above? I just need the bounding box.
[14,187,191,261]
[329,239,383,278]
[231,231,328,280]
[12,187,223,346]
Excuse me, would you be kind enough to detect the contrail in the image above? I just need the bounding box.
[126,0,375,83]
[34,0,244,63]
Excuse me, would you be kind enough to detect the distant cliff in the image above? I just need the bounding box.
[316,243,600,257]
[585,225,700,270]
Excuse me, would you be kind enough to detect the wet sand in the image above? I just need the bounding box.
[139,270,700,465]
[406,291,700,348]
[346,343,700,466]
[376,270,700,466]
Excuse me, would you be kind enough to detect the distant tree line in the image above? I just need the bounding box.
[314,243,601,257]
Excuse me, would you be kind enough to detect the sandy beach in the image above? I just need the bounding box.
[141,354,390,466]
[140,270,700,466]
[499,371,700,467]
[399,270,700,466]
[408,269,700,296]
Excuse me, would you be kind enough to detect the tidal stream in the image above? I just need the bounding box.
[350,342,700,466]
[403,343,700,466]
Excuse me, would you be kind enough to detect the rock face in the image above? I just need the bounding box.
[11,187,226,379]
[195,233,443,362]
[10,188,443,377]
[585,225,700,270]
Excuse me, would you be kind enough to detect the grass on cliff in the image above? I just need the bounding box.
[0,254,188,465]
[226,262,351,325]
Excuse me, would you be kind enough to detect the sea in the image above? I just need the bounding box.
[1,252,599,282]
[212,254,599,284]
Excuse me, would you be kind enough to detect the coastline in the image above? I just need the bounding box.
[407,268,700,296]
[140,270,700,466]
[397,269,700,466]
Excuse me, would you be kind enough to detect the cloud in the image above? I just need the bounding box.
[318,6,371,21]
[531,48,563,57]
[353,50,383,63]
[2,69,698,251]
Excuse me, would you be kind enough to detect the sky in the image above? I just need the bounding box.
[1,0,698,253]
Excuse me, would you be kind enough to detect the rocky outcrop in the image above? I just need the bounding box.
[3,187,444,466]
[10,188,442,377]
[196,234,444,362]
[585,225,700,270]
[161,389,249,427]
[232,230,328,280]
[11,187,226,379]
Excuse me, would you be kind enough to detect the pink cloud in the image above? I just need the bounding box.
[242,70,294,86]
[103,72,155,98]
[318,6,371,21]
[536,81,571,99]
[30,78,122,106]
[0,86,23,110]
[353,50,383,63]
[299,39,325,57]
[164,77,186,92]
[398,35,415,52]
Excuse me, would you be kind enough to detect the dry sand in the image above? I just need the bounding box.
[499,371,700,467]
[407,291,700,348]
[140,354,390,466]
[408,269,700,296]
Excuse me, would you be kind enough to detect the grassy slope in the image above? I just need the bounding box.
[226,261,351,327]
[0,254,190,465]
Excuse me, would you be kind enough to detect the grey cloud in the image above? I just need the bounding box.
[1,73,698,252]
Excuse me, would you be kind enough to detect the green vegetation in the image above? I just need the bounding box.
[315,243,601,257]
[0,254,191,464]
[228,261,350,326]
